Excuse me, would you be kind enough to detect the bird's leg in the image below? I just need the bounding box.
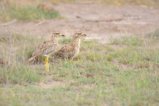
[44,55,50,72]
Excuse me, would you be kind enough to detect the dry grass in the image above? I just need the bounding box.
[0,0,60,21]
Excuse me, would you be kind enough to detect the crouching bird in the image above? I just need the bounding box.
[54,32,87,60]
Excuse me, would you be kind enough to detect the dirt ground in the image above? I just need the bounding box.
[0,3,159,43]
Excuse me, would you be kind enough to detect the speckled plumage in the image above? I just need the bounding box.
[28,33,64,64]
[55,33,86,60]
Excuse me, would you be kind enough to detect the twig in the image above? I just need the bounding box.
[0,19,17,26]
[35,20,47,26]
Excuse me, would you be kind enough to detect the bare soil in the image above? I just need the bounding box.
[0,3,159,43]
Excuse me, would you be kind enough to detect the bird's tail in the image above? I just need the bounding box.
[28,56,36,64]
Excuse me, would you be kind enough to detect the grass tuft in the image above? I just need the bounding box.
[111,36,142,46]
[0,64,41,84]
[0,4,60,21]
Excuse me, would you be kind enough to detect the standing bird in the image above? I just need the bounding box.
[54,33,87,60]
[28,33,65,64]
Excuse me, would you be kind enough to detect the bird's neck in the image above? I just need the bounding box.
[72,38,81,48]
[51,37,58,44]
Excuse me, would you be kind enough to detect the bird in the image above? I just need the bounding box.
[28,33,65,64]
[54,32,87,60]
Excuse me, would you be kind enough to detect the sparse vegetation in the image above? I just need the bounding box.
[100,0,159,7]
[111,36,142,46]
[146,28,159,39]
[0,1,60,21]
[0,0,159,21]
[0,0,159,105]
[0,33,159,106]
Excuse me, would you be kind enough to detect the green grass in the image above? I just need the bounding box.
[111,36,142,46]
[0,5,60,21]
[0,64,41,84]
[0,34,159,106]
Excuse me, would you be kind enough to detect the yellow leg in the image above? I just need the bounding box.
[44,55,49,72]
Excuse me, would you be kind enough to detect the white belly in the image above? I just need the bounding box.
[74,39,81,57]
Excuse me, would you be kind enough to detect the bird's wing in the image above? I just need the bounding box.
[32,41,50,56]
[55,44,74,56]
[44,44,57,55]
